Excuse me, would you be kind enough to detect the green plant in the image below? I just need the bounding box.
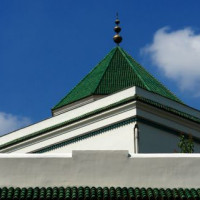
[178,134,194,153]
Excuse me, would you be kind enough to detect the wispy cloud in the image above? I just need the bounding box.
[142,27,200,96]
[0,112,31,136]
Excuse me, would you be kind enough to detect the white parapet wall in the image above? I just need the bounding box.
[0,151,199,188]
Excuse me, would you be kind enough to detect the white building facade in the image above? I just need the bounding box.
[0,37,200,199]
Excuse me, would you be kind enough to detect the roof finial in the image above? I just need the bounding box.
[113,13,122,45]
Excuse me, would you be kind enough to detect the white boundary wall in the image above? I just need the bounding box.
[0,151,200,188]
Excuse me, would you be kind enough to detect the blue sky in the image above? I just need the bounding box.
[1,0,200,134]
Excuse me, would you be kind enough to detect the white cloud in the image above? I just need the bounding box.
[143,27,200,96]
[0,112,31,135]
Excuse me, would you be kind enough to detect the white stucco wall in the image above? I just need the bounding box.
[137,102,200,153]
[0,151,200,189]
[139,122,200,153]
[139,122,179,153]
[45,124,135,154]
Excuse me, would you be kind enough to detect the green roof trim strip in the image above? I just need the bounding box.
[53,46,182,110]
[0,186,199,199]
[1,95,200,151]
[138,96,200,123]
[33,117,136,153]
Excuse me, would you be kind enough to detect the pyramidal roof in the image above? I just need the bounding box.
[53,46,181,110]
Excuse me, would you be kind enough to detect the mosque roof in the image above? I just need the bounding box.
[53,46,181,111]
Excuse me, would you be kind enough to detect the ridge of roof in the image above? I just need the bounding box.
[119,47,182,103]
[52,47,182,110]
[119,47,151,91]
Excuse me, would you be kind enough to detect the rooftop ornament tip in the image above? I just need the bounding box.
[113,13,122,45]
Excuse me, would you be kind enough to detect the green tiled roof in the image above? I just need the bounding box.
[53,47,181,110]
[0,186,199,199]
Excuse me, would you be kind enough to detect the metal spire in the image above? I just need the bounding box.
[113,13,122,45]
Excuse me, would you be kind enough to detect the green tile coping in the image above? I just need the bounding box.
[0,186,199,199]
[1,95,200,151]
[53,46,182,111]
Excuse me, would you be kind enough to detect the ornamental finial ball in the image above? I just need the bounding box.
[113,13,122,45]
[115,19,120,25]
[113,34,122,44]
[114,26,121,33]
